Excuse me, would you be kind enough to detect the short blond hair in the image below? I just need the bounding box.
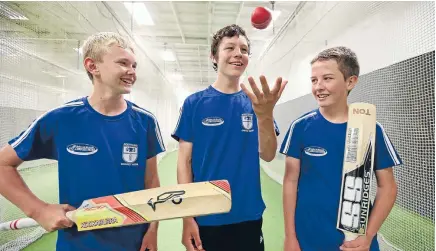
[82,32,135,80]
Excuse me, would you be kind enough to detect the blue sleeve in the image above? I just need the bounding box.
[171,98,193,142]
[274,119,280,136]
[8,113,56,161]
[375,122,403,170]
[279,120,302,159]
[146,117,166,159]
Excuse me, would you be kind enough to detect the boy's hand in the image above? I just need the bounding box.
[284,235,301,251]
[140,222,158,251]
[31,203,75,232]
[241,75,287,118]
[340,235,373,251]
[182,218,205,251]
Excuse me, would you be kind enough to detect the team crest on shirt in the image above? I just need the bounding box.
[241,113,254,132]
[122,143,138,166]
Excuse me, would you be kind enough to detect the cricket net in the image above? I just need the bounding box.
[260,1,434,251]
[0,1,179,250]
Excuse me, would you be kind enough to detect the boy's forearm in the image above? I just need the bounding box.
[145,173,160,229]
[0,165,46,217]
[366,183,398,238]
[283,179,298,237]
[177,153,193,184]
[145,168,160,190]
[258,114,277,162]
[148,221,159,232]
[144,157,161,231]
[177,148,194,223]
[146,176,160,190]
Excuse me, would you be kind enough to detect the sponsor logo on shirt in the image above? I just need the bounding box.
[122,143,138,166]
[66,144,98,156]
[202,117,224,126]
[241,113,254,132]
[304,146,327,157]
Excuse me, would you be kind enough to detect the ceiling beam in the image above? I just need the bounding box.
[197,45,203,84]
[0,74,69,94]
[207,2,213,45]
[151,42,209,48]
[142,34,266,43]
[169,1,186,44]
[3,37,80,42]
[258,1,306,61]
[102,2,175,94]
[178,68,215,73]
[0,39,82,76]
[207,1,214,81]
[183,73,216,77]
[235,2,244,25]
[66,2,98,33]
[172,44,183,73]
[140,35,208,45]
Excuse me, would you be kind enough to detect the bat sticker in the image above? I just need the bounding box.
[147,190,186,211]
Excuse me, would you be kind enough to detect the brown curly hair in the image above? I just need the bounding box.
[210,24,251,71]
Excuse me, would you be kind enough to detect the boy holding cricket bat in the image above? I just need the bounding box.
[280,46,402,251]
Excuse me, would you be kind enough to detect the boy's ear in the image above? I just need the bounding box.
[211,50,221,63]
[84,57,100,77]
[210,54,217,64]
[346,75,358,92]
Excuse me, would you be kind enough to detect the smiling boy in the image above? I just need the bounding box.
[0,32,164,251]
[172,24,287,251]
[280,46,402,251]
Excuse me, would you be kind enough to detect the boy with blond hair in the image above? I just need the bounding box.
[280,46,401,251]
[0,32,164,251]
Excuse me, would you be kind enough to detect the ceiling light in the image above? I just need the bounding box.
[172,73,184,81]
[123,2,154,26]
[162,50,176,62]
[73,47,83,54]
[0,3,28,20]
[42,70,65,78]
[265,7,281,22]
[168,72,183,81]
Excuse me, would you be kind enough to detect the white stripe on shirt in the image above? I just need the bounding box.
[132,106,165,151]
[282,112,317,154]
[376,121,401,165]
[172,107,183,136]
[11,101,84,149]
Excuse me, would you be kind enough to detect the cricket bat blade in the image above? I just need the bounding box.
[0,180,231,231]
[337,103,376,241]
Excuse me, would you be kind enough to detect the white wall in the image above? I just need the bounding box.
[254,1,435,104]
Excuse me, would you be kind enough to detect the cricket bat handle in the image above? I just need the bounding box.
[66,211,74,221]
[0,217,39,230]
[0,211,75,231]
[344,231,358,242]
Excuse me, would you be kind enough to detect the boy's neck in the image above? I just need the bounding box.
[319,101,349,124]
[212,72,241,94]
[88,81,127,116]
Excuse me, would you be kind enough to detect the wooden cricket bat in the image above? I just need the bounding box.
[0,180,231,231]
[337,103,376,241]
